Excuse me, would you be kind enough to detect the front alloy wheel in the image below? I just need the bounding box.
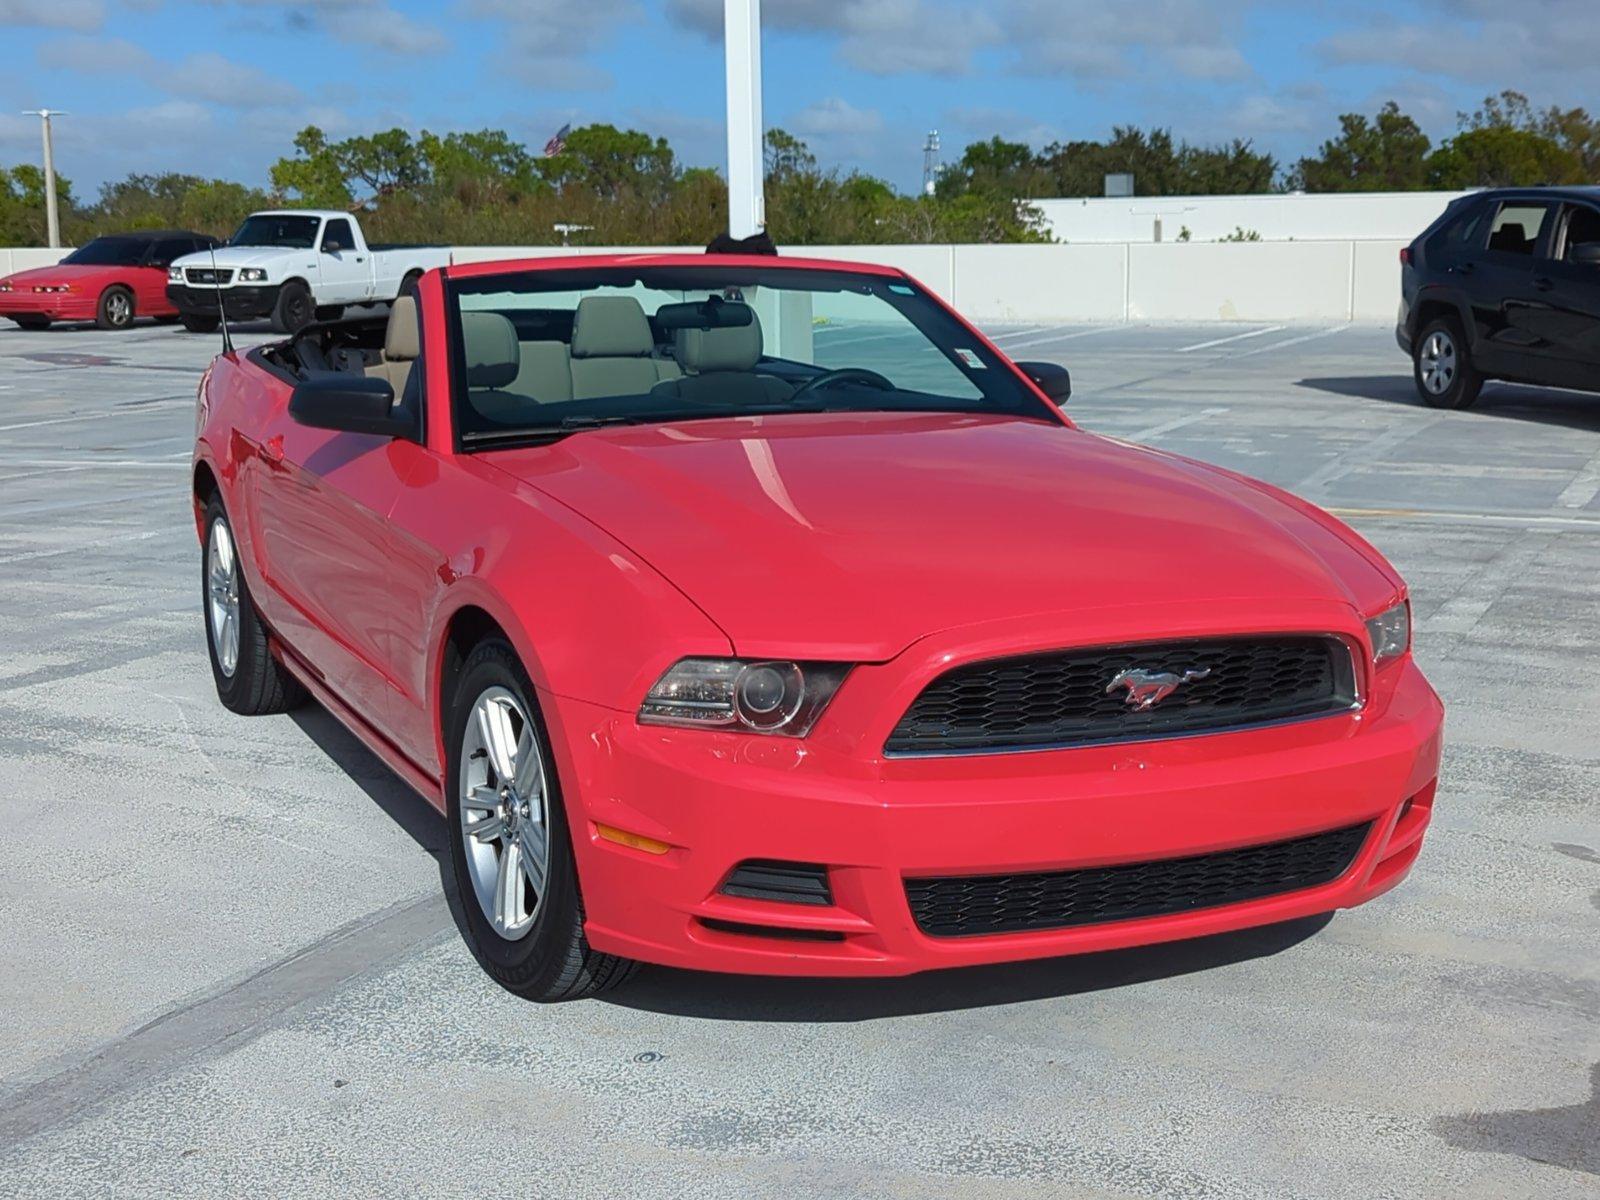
[458,686,551,939]
[444,639,636,1001]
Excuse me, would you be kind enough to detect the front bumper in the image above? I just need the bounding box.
[549,652,1444,978]
[167,283,280,321]
[0,291,97,321]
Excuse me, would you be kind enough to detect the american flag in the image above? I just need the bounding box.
[543,123,571,157]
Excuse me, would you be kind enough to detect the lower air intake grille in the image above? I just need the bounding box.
[905,823,1371,937]
[720,860,832,906]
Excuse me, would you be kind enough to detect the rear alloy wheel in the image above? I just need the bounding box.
[202,497,306,715]
[10,315,50,331]
[271,281,314,334]
[1413,317,1483,410]
[445,639,637,1002]
[96,286,135,330]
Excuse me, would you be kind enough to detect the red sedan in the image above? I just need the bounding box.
[0,230,218,330]
[192,254,1443,1001]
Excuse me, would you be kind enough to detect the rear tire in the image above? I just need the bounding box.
[96,286,135,330]
[399,270,422,298]
[181,314,220,334]
[10,315,50,331]
[1413,317,1483,410]
[270,281,313,334]
[444,638,637,1002]
[202,497,306,716]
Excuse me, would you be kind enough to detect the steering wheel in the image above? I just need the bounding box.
[788,367,897,404]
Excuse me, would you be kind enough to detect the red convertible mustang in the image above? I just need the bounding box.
[191,254,1443,1000]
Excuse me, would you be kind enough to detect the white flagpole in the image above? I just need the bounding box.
[724,0,765,240]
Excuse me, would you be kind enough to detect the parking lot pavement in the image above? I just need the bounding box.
[0,317,1596,1199]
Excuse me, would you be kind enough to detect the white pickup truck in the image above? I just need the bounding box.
[165,209,451,333]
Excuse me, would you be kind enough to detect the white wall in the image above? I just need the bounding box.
[1031,191,1467,245]
[3,240,1406,323]
[1,248,71,274]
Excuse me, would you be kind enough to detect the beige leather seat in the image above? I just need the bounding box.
[569,296,679,399]
[461,312,542,426]
[656,312,795,407]
[366,294,419,395]
[511,341,574,404]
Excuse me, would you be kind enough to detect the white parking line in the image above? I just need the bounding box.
[1555,444,1600,509]
[0,458,188,470]
[984,325,1049,342]
[1230,324,1349,359]
[1177,326,1283,353]
[1123,406,1230,442]
[0,526,178,566]
[990,326,1122,352]
[0,400,190,434]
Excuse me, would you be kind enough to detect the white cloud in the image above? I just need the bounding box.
[39,37,305,109]
[462,0,642,88]
[0,0,103,30]
[208,0,449,57]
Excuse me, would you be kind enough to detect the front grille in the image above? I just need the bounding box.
[906,822,1371,937]
[185,267,233,285]
[885,635,1356,755]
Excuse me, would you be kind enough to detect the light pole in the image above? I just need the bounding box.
[724,0,764,239]
[21,109,65,248]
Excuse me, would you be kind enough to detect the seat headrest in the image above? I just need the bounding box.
[461,312,520,389]
[384,294,420,361]
[675,314,763,373]
[571,295,654,359]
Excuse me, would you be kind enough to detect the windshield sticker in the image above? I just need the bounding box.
[955,348,985,369]
[888,283,915,295]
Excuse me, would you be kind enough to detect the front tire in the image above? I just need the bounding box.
[202,497,305,715]
[445,639,637,1002]
[96,286,135,330]
[1413,317,1483,409]
[270,281,313,334]
[181,314,220,334]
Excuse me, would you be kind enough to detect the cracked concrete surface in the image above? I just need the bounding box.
[0,317,1596,1198]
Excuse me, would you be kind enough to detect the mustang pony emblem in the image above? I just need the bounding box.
[1105,666,1211,711]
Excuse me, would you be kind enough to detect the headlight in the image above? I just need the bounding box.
[238,268,267,282]
[639,658,850,736]
[168,265,184,283]
[1365,600,1410,666]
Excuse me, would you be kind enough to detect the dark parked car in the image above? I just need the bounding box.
[1398,187,1600,409]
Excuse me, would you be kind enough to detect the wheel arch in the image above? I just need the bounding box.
[1412,291,1472,345]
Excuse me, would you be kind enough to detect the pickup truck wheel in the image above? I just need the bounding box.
[1413,317,1483,410]
[96,286,135,330]
[202,498,306,715]
[271,281,313,334]
[181,314,220,334]
[10,315,50,330]
[445,639,638,1002]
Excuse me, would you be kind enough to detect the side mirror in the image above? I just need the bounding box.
[1570,242,1600,266]
[1016,360,1072,404]
[289,375,411,439]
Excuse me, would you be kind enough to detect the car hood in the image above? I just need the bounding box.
[170,247,300,271]
[1,263,130,286]
[484,412,1398,661]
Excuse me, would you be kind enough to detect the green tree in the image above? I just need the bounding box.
[1425,126,1585,188]
[539,124,676,201]
[270,127,354,208]
[1291,102,1432,191]
[0,164,74,245]
[763,128,815,180]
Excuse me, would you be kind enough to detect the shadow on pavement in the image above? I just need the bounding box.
[1297,375,1600,433]
[606,913,1333,1022]
[1432,1060,1600,1178]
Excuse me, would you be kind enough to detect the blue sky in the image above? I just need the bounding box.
[0,0,1592,197]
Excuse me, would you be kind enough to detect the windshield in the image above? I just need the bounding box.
[230,214,321,249]
[446,264,1054,442]
[62,238,146,266]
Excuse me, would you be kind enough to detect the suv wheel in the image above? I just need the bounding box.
[444,638,638,1002]
[1413,317,1483,410]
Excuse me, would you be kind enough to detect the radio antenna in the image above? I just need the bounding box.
[208,243,234,356]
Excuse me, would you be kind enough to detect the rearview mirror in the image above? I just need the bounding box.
[654,299,754,331]
[289,375,412,439]
[1570,242,1600,266]
[1015,360,1072,404]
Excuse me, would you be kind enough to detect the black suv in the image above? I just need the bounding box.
[1398,187,1600,408]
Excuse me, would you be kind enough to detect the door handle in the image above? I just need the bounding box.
[355,256,366,263]
[1450,262,1475,275]
[1533,275,1553,291]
